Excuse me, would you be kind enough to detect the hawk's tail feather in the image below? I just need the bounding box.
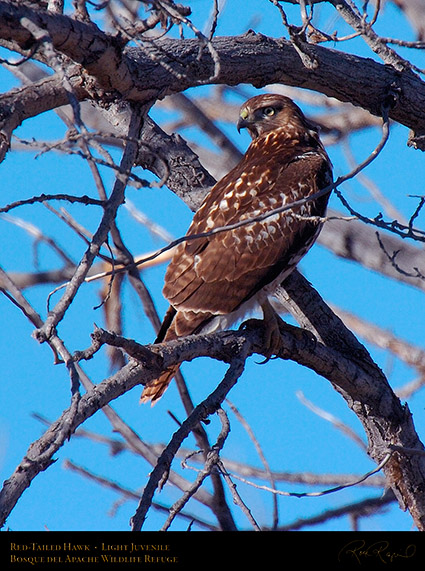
[140,365,180,405]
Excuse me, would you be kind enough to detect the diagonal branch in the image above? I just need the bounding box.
[33,103,145,342]
[329,0,412,71]
[130,354,249,532]
[1,289,424,529]
[275,270,425,530]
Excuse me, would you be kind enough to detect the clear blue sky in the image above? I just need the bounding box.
[0,0,424,532]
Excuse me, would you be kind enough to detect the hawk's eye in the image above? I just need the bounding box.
[263,107,276,117]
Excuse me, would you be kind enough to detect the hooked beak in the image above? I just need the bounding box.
[237,110,251,133]
[237,117,249,132]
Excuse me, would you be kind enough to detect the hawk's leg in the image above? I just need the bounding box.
[259,299,287,362]
[238,299,286,361]
[240,299,315,363]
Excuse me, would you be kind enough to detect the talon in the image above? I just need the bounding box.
[260,299,285,361]
[256,354,279,365]
[243,300,314,362]
[239,318,263,331]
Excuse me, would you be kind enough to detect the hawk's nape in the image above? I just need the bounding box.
[141,93,333,404]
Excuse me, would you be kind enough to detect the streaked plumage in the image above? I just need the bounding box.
[141,94,333,403]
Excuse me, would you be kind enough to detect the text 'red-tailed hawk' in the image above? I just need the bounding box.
[141,94,333,403]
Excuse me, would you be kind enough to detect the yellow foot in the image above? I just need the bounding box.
[239,315,280,363]
[240,300,316,363]
[259,299,286,362]
[261,299,316,362]
[239,301,285,363]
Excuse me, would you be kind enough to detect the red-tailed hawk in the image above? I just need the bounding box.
[141,93,333,403]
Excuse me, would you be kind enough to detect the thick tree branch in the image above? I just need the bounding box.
[275,271,425,530]
[1,1,425,144]
[0,303,404,529]
[132,114,425,528]
[0,0,133,94]
[0,72,87,161]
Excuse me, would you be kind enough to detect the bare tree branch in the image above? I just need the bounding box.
[2,1,425,145]
[1,0,425,533]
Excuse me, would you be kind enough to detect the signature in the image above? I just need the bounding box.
[338,539,416,565]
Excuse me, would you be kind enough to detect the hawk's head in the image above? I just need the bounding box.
[237,94,318,141]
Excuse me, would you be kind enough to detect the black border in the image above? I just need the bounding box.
[0,531,422,570]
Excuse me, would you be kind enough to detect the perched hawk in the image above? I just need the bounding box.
[141,93,333,403]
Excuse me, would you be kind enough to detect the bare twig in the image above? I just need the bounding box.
[130,355,248,531]
[226,399,279,529]
[33,104,145,342]
[161,407,231,531]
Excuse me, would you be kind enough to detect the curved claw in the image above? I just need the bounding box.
[260,300,285,360]
[256,354,279,365]
[238,317,263,331]
[241,300,316,365]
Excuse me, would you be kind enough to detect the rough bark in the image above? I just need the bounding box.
[1,0,425,531]
[1,1,425,141]
[276,273,425,530]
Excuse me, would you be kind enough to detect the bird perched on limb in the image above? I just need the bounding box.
[141,93,333,404]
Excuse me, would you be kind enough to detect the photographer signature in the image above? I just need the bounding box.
[338,539,416,565]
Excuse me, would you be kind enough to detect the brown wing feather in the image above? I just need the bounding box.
[142,95,333,403]
[163,144,331,317]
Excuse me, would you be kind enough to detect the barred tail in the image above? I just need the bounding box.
[140,365,180,405]
[140,305,213,404]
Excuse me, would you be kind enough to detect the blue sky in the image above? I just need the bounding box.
[0,0,424,532]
